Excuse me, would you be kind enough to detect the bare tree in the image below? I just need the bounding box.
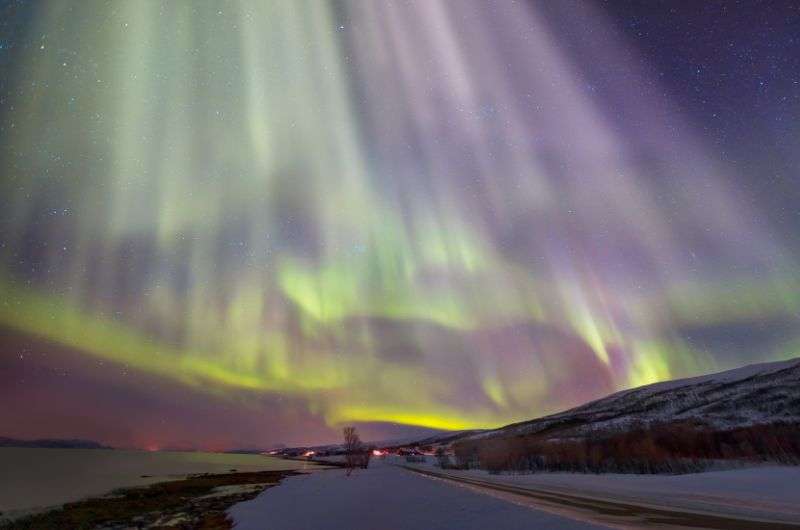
[343,426,361,476]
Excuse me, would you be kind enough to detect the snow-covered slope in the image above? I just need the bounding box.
[385,430,487,449]
[471,357,800,441]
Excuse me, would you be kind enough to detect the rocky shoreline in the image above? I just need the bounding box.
[1,469,300,529]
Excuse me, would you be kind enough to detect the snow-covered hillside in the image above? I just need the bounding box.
[472,357,800,441]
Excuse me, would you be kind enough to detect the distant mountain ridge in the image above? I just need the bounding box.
[0,437,112,449]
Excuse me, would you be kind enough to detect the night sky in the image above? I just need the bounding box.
[1,0,799,449]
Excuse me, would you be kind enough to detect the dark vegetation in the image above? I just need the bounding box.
[1,470,297,530]
[453,421,800,474]
[435,446,452,469]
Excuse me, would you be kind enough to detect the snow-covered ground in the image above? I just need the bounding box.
[405,459,800,525]
[450,465,800,507]
[229,459,606,529]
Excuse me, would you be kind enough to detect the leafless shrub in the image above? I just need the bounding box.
[453,422,800,474]
[435,446,451,468]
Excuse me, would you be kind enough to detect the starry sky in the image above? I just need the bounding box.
[1,0,799,449]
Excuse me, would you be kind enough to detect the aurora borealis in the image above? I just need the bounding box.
[2,1,800,448]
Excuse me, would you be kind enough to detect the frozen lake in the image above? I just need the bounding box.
[0,447,315,519]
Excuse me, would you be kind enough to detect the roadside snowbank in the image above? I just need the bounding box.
[420,463,800,521]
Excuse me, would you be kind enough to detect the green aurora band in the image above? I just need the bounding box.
[1,1,799,432]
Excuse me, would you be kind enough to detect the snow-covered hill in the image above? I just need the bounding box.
[471,357,800,442]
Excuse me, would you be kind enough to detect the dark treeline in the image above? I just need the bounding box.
[453,421,800,474]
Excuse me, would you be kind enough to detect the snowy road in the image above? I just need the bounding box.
[229,461,606,530]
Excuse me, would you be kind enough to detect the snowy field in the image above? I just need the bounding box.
[403,459,800,526]
[230,460,605,530]
[429,464,800,517]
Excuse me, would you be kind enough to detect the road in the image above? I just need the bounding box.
[229,460,606,530]
[229,459,800,529]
